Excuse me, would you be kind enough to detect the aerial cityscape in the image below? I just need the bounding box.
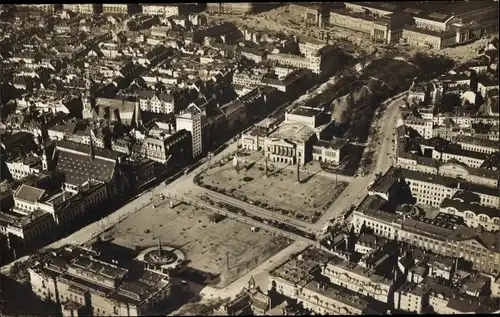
[0,2,498,316]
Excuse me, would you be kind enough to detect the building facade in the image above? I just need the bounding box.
[28,246,171,317]
[351,209,500,274]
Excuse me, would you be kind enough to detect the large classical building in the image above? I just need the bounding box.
[28,245,171,316]
[140,4,187,17]
[240,105,348,166]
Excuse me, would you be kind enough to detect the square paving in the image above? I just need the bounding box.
[107,202,291,288]
[199,154,347,221]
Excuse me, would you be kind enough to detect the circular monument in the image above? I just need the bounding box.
[136,239,186,271]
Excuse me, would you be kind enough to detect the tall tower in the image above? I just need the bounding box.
[83,69,95,119]
[42,144,49,171]
[89,128,95,161]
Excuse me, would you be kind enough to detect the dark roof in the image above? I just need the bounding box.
[0,132,39,161]
[389,167,498,197]
[441,146,489,161]
[314,138,349,150]
[455,135,498,150]
[240,46,266,57]
[55,150,116,186]
[137,90,155,99]
[451,190,481,204]
[441,198,499,219]
[220,99,246,117]
[14,184,45,203]
[56,140,124,161]
[357,194,387,212]
[368,175,398,194]
[416,156,439,167]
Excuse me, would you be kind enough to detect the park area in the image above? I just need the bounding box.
[196,152,347,223]
[105,201,292,288]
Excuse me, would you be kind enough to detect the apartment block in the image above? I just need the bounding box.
[321,251,394,303]
[267,247,375,315]
[369,167,499,208]
[440,198,500,232]
[1,182,108,247]
[350,209,500,274]
[404,118,433,139]
[432,147,489,169]
[455,135,499,155]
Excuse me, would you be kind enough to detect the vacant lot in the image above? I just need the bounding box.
[198,154,347,222]
[107,202,291,288]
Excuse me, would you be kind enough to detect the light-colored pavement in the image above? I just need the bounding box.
[373,96,403,175]
[198,240,311,301]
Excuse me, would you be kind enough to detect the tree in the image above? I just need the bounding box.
[439,93,461,113]
[411,52,455,81]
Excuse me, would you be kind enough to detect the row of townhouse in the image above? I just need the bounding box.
[395,151,499,188]
[369,167,499,208]
[267,247,378,315]
[350,209,500,275]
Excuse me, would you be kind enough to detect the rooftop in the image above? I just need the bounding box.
[388,167,498,198]
[441,198,499,220]
[71,256,128,280]
[270,247,331,287]
[357,194,388,212]
[326,253,392,285]
[314,138,349,151]
[357,208,500,252]
[290,106,323,118]
[303,281,368,311]
[14,184,46,203]
[455,135,498,150]
[441,146,490,161]
[269,122,316,143]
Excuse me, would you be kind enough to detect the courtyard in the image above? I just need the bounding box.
[197,152,348,223]
[105,202,292,288]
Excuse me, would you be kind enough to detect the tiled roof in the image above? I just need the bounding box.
[55,150,116,186]
[56,140,123,161]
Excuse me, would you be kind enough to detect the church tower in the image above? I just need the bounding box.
[82,69,95,119]
[42,144,49,171]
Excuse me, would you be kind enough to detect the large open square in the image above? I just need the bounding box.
[105,201,292,288]
[197,152,348,223]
